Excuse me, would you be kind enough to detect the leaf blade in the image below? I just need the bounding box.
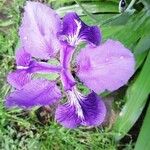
[112,50,150,140]
[134,102,150,150]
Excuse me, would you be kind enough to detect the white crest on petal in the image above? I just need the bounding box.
[17,66,29,69]
[67,86,85,119]
[67,19,82,46]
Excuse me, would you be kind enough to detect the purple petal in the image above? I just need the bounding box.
[7,70,31,89]
[76,40,135,93]
[80,92,106,126]
[60,42,74,69]
[6,79,61,108]
[61,12,101,46]
[55,87,106,128]
[60,42,75,90]
[19,1,61,59]
[16,47,31,66]
[27,60,61,74]
[60,70,76,91]
[55,103,81,128]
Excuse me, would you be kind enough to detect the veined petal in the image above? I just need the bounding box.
[6,79,61,108]
[60,12,101,46]
[80,92,106,126]
[55,103,81,128]
[16,47,31,66]
[76,40,135,93]
[55,87,106,128]
[7,70,31,90]
[19,1,61,59]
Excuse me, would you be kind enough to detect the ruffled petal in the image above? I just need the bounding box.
[7,70,31,90]
[19,1,61,59]
[16,47,31,66]
[76,40,135,93]
[61,12,101,46]
[55,103,81,128]
[80,92,106,126]
[6,79,61,108]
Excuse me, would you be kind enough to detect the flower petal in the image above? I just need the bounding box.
[19,1,61,59]
[76,40,135,93]
[6,79,61,108]
[61,12,101,46]
[60,42,74,69]
[60,43,75,90]
[16,47,31,66]
[55,103,81,128]
[55,87,106,128]
[80,92,106,126]
[60,70,76,91]
[7,70,31,90]
[27,60,61,74]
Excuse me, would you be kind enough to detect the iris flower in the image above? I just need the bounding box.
[6,2,135,128]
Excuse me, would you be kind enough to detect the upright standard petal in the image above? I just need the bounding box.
[6,79,61,108]
[60,12,101,46]
[55,87,106,128]
[76,40,135,93]
[19,2,61,59]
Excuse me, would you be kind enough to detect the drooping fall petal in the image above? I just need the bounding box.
[60,12,101,46]
[55,87,106,128]
[6,79,61,108]
[55,103,81,128]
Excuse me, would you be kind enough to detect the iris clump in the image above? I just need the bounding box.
[6,2,135,128]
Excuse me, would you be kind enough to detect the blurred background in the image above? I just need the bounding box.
[0,0,150,149]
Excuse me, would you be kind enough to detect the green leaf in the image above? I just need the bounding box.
[134,34,150,54]
[112,50,150,140]
[56,1,118,17]
[134,51,148,70]
[134,103,150,150]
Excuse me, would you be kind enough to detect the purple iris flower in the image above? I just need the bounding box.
[6,2,135,128]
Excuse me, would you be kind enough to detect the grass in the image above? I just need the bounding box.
[0,0,136,149]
